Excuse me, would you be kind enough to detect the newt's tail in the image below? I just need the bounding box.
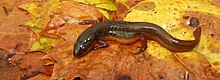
[193,27,201,43]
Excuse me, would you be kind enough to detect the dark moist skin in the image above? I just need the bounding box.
[74,21,201,58]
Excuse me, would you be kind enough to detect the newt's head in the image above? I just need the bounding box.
[74,34,96,58]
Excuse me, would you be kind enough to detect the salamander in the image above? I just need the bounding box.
[74,21,201,58]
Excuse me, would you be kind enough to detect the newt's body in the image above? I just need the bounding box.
[74,21,201,58]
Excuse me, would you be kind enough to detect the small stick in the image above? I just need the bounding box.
[2,6,9,16]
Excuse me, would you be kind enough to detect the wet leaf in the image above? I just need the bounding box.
[18,3,39,17]
[98,9,111,19]
[0,59,23,80]
[19,0,60,28]
[17,51,51,80]
[71,0,117,11]
[18,0,61,54]
[69,0,116,19]
[28,73,50,80]
[124,0,220,72]
[1,0,220,80]
[30,37,56,53]
[58,77,65,80]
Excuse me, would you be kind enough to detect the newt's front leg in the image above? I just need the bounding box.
[92,40,109,51]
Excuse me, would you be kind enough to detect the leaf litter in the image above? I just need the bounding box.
[0,0,220,80]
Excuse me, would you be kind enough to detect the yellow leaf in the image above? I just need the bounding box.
[18,3,39,17]
[95,2,117,11]
[19,0,60,53]
[70,0,116,20]
[124,0,220,71]
[19,0,60,28]
[30,41,44,51]
[70,0,117,11]
[206,53,220,71]
[98,9,111,19]
[45,60,55,65]
[58,77,65,80]
[30,37,56,53]
[195,35,220,71]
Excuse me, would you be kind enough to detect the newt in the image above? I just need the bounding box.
[74,21,201,58]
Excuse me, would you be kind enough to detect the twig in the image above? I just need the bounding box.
[172,53,200,78]
[2,6,9,16]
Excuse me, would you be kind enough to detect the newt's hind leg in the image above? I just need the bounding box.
[79,17,103,25]
[78,20,97,25]
[135,36,148,54]
[92,40,109,51]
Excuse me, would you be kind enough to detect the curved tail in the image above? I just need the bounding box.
[172,27,201,52]
[158,27,201,52]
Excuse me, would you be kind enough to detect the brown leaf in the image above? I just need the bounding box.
[42,1,107,38]
[1,0,220,80]
[0,0,16,24]
[115,2,129,20]
[179,12,220,52]
[212,0,220,7]
[134,2,155,11]
[48,40,218,79]
[0,59,24,80]
[173,53,220,79]
[43,1,220,80]
[0,9,32,52]
[28,73,50,80]
[0,3,39,79]
[127,0,144,7]
[17,51,53,80]
[18,52,46,74]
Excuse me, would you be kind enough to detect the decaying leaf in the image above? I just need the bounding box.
[41,1,107,39]
[19,0,60,28]
[70,0,117,11]
[18,0,61,53]
[1,0,220,80]
[30,37,56,53]
[69,0,116,19]
[0,59,23,80]
[115,1,129,20]
[18,52,49,79]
